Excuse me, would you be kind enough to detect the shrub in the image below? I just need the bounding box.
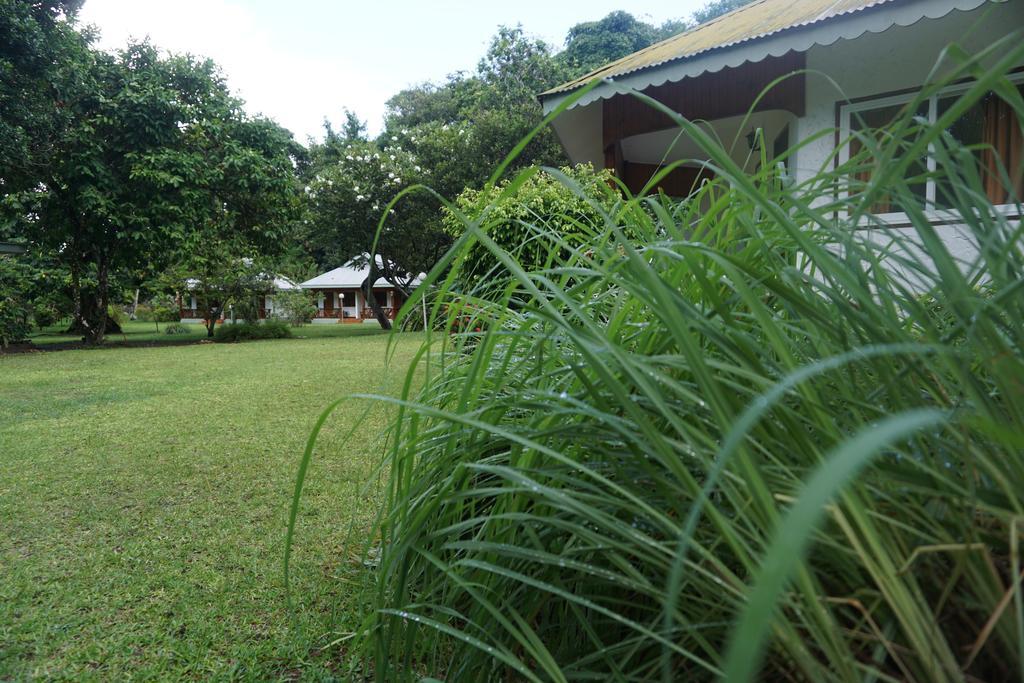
[441,164,621,282]
[0,291,32,347]
[163,323,191,335]
[136,301,180,323]
[213,320,293,343]
[289,51,1024,682]
[107,305,127,327]
[31,302,58,329]
[272,288,317,326]
[0,259,33,347]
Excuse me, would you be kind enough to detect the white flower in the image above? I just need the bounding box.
[356,194,365,201]
[391,135,398,141]
[394,177,402,184]
[372,204,379,211]
[388,172,395,179]
[327,179,333,186]
[304,185,311,193]
[389,154,395,161]
[346,155,353,160]
[414,165,421,172]
[354,185,360,192]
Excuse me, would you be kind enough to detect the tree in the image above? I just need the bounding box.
[692,0,755,25]
[4,43,223,343]
[305,138,448,329]
[4,34,302,344]
[560,11,689,76]
[0,0,88,194]
[381,26,569,201]
[305,25,577,329]
[171,258,275,337]
[171,111,304,336]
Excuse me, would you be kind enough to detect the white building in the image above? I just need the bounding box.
[300,257,407,323]
[539,0,1023,266]
[179,275,300,323]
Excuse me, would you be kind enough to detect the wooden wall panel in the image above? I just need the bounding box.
[621,162,714,197]
[602,51,806,153]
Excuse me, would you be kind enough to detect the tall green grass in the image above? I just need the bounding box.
[290,38,1024,681]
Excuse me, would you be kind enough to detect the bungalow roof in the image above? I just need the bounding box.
[540,0,991,110]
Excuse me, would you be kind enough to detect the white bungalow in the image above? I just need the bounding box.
[179,275,300,324]
[300,258,407,323]
[539,0,1023,266]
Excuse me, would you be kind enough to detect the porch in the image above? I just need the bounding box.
[308,287,403,323]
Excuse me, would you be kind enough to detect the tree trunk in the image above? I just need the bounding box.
[83,255,110,345]
[130,288,140,320]
[362,269,391,331]
[205,305,220,337]
[70,259,87,337]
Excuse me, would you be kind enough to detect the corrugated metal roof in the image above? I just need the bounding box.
[542,0,896,97]
[300,259,389,289]
[185,273,298,290]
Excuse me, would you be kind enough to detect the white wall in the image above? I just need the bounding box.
[792,0,1024,272]
[794,0,1024,185]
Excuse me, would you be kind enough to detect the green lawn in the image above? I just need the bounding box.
[0,329,420,680]
[28,320,388,347]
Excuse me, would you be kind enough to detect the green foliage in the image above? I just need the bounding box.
[289,47,1024,681]
[3,25,302,345]
[106,305,127,328]
[692,0,756,25]
[271,288,317,326]
[305,137,444,282]
[135,299,180,323]
[162,322,190,335]
[0,258,33,346]
[31,303,58,329]
[442,165,620,281]
[0,0,87,192]
[561,11,689,75]
[380,25,569,199]
[213,320,293,343]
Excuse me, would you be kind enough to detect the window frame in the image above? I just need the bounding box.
[838,73,1024,225]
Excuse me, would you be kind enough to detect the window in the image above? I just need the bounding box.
[341,290,355,307]
[840,76,1023,216]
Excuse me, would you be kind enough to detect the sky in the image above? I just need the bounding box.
[78,0,707,143]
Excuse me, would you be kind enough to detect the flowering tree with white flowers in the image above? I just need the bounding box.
[305,136,450,329]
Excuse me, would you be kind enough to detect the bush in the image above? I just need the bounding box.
[0,292,32,347]
[289,55,1024,681]
[441,164,621,282]
[213,320,293,343]
[0,259,33,347]
[136,302,179,323]
[106,305,127,328]
[163,323,191,335]
[271,288,317,326]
